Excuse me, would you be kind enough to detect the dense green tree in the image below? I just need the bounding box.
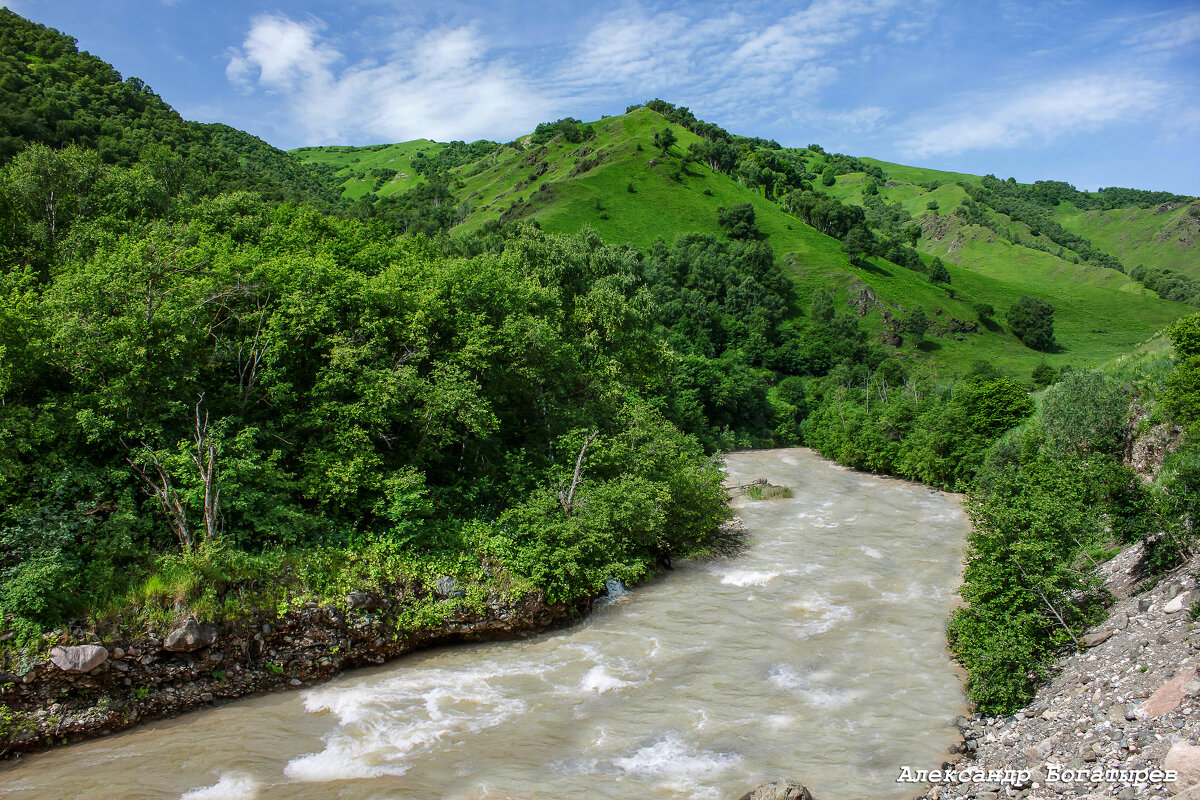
[928,257,951,284]
[810,290,835,323]
[1006,295,1057,351]
[717,203,759,240]
[653,127,677,154]
[902,307,931,345]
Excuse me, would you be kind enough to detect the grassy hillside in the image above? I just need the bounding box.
[1055,200,1200,277]
[295,106,1196,378]
[292,139,443,200]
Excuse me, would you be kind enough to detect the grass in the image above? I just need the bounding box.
[291,140,444,200]
[1055,200,1200,278]
[296,106,1197,379]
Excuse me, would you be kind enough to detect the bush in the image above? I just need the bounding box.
[1006,296,1057,351]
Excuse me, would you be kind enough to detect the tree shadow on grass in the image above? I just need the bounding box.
[917,339,943,352]
[857,259,893,277]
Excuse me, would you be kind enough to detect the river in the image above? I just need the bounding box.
[0,448,969,800]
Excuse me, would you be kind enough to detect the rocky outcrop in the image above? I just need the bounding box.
[0,589,590,757]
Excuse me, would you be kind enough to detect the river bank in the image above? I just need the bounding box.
[913,541,1200,800]
[0,584,599,757]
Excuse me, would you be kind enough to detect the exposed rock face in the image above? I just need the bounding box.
[163,619,218,652]
[345,591,381,611]
[736,780,815,800]
[1,589,589,757]
[48,645,108,674]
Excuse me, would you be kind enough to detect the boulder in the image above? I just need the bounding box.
[736,781,814,800]
[1165,593,1190,614]
[1080,629,1113,648]
[435,576,465,599]
[49,644,109,673]
[164,618,218,652]
[1138,669,1196,718]
[345,591,379,610]
[1166,742,1200,794]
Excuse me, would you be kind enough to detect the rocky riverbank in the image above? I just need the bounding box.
[0,584,592,758]
[911,540,1200,800]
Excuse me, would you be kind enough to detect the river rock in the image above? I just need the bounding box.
[435,576,465,599]
[1138,670,1196,718]
[1166,593,1189,614]
[1167,742,1200,794]
[164,619,218,652]
[48,644,108,673]
[345,591,379,610]
[736,781,814,800]
[1081,629,1113,647]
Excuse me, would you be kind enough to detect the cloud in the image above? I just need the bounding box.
[564,0,914,124]
[897,75,1167,158]
[1124,10,1200,52]
[226,14,550,143]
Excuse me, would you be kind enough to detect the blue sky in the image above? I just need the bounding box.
[4,0,1199,193]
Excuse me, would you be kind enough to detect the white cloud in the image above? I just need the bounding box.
[897,76,1167,158]
[226,15,550,143]
[1125,10,1200,52]
[564,0,912,124]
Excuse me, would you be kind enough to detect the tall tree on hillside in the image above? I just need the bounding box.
[1006,296,1057,351]
[653,128,677,155]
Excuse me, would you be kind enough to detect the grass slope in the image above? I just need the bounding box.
[292,140,444,200]
[299,108,1195,377]
[452,108,1191,375]
[1055,200,1200,277]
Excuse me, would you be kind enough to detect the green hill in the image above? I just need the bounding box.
[296,105,1196,377]
[0,9,341,203]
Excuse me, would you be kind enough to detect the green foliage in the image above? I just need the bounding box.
[1040,370,1127,456]
[1006,295,1057,351]
[810,290,835,323]
[1031,361,1057,387]
[653,127,677,155]
[717,203,759,240]
[902,307,930,345]
[928,257,951,284]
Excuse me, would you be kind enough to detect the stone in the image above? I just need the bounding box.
[48,644,108,673]
[1081,630,1113,648]
[736,781,815,800]
[1174,784,1200,800]
[164,618,218,652]
[1138,670,1196,718]
[1167,583,1183,600]
[1140,598,1153,613]
[435,576,465,599]
[345,591,379,610]
[1166,742,1200,794]
[289,678,302,686]
[112,647,124,659]
[1113,612,1129,630]
[1166,594,1188,614]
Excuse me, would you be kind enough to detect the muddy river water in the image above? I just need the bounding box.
[1,448,970,800]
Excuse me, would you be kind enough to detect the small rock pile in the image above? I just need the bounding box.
[913,542,1200,800]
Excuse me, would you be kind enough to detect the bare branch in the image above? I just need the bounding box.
[558,430,599,516]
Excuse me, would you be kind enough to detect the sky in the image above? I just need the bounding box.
[4,0,1199,193]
